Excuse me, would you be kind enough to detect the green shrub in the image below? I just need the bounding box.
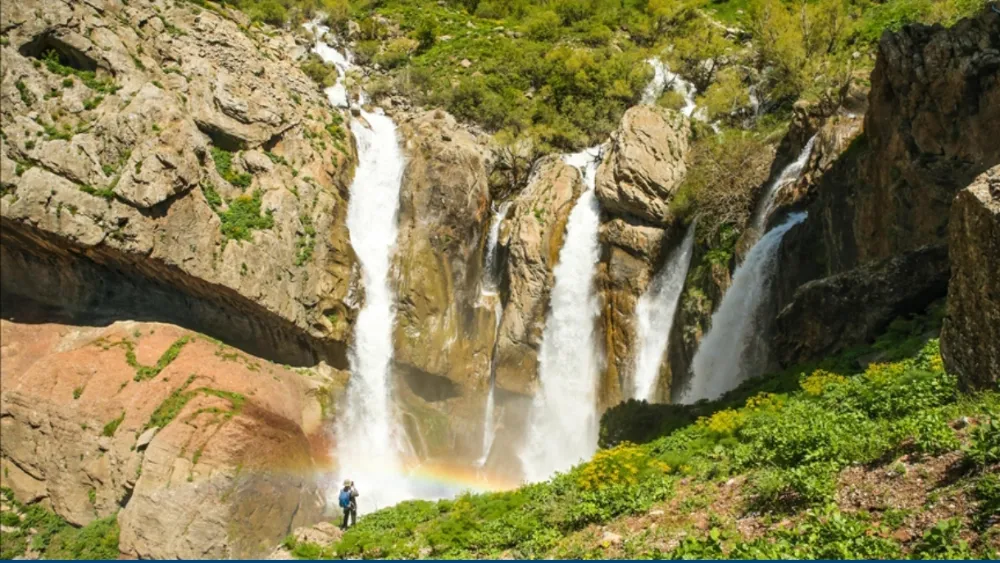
[101,411,125,437]
[211,146,252,189]
[912,518,975,559]
[730,505,901,559]
[217,190,275,243]
[300,53,337,88]
[965,410,1000,469]
[41,50,120,94]
[16,80,35,106]
[973,473,1000,530]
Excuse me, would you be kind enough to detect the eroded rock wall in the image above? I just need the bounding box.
[493,156,583,396]
[0,319,342,558]
[941,166,1000,389]
[0,0,358,368]
[594,106,690,405]
[774,8,1000,365]
[391,109,495,460]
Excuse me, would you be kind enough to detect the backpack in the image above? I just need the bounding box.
[339,489,352,509]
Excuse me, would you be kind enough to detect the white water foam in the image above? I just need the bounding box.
[520,146,604,483]
[632,222,696,402]
[310,22,413,514]
[477,201,513,467]
[750,134,818,234]
[641,58,703,120]
[680,212,807,403]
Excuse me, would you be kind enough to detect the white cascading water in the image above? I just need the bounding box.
[631,222,696,402]
[641,58,703,120]
[750,134,818,234]
[477,201,513,466]
[309,23,412,513]
[520,146,604,483]
[679,212,807,403]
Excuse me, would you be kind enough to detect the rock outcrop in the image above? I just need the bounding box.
[0,0,358,369]
[595,106,689,227]
[391,109,494,459]
[0,319,342,558]
[941,166,1000,389]
[493,156,583,396]
[774,245,950,366]
[594,106,691,405]
[774,8,1000,365]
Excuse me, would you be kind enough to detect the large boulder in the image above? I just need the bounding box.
[595,106,689,227]
[594,106,691,405]
[774,245,950,366]
[391,109,494,459]
[0,0,358,369]
[941,166,1000,389]
[0,320,344,559]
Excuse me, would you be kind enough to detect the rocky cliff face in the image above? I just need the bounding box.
[775,8,1000,365]
[492,156,583,396]
[0,0,358,369]
[941,166,1000,389]
[594,106,690,405]
[391,109,495,459]
[0,319,341,558]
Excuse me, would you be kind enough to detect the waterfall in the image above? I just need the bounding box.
[632,223,696,402]
[679,212,807,403]
[750,134,818,234]
[477,201,512,467]
[306,23,351,108]
[310,23,412,513]
[641,58,702,120]
[520,146,603,483]
[482,201,513,294]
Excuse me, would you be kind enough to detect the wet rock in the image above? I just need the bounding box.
[494,156,583,396]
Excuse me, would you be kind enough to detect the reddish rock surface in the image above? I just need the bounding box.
[0,319,344,558]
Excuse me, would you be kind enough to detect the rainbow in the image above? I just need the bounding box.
[403,460,521,496]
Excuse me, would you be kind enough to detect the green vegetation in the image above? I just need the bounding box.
[281,0,981,154]
[95,335,192,381]
[295,214,317,266]
[0,488,119,560]
[289,307,998,559]
[144,374,247,431]
[101,411,125,437]
[40,50,120,94]
[15,80,35,106]
[211,146,253,189]
[201,182,224,209]
[79,184,116,200]
[217,190,276,243]
[301,53,339,87]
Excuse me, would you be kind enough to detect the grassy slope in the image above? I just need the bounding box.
[0,488,120,560]
[286,305,999,559]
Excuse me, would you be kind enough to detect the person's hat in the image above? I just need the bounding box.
[343,479,352,486]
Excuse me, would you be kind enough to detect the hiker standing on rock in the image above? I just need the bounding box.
[339,479,359,530]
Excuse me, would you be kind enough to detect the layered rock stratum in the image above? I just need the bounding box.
[1,0,358,369]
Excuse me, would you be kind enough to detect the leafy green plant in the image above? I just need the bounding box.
[211,146,253,189]
[15,80,35,106]
[41,50,120,94]
[965,410,1000,468]
[912,518,975,559]
[216,190,275,243]
[101,411,125,437]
